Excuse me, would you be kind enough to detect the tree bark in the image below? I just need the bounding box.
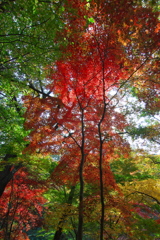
[77,109,85,240]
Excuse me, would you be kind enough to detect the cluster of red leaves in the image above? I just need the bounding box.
[0,169,46,240]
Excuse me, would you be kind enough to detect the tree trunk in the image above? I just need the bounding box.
[77,109,85,240]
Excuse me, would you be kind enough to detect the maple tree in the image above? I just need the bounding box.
[0,0,159,239]
[24,0,159,239]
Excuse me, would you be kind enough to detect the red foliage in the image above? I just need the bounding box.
[0,169,46,240]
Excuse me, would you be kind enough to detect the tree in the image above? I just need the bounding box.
[23,1,159,239]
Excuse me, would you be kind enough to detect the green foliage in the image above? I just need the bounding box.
[0,101,28,159]
[141,0,160,11]
[131,214,160,240]
[28,228,55,240]
[0,0,65,75]
[24,154,57,180]
[110,156,156,185]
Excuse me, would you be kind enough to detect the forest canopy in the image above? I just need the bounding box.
[0,0,160,239]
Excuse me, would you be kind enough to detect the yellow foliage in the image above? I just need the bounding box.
[45,203,77,230]
[120,179,160,205]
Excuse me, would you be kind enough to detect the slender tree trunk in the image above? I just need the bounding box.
[77,109,85,240]
[98,124,105,240]
[98,60,106,240]
[77,152,85,240]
